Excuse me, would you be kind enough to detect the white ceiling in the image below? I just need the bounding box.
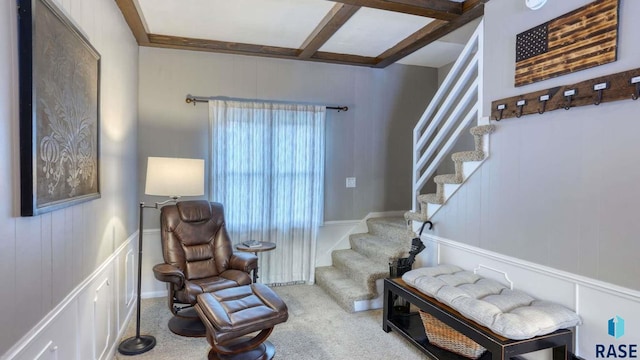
[317,7,434,57]
[138,0,336,49]
[134,0,479,68]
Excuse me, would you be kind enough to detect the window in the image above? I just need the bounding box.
[209,100,325,284]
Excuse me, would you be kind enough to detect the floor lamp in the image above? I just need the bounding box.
[118,157,205,355]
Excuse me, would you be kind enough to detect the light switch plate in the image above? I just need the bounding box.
[346,177,356,188]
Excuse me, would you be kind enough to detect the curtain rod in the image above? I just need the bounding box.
[185,95,348,112]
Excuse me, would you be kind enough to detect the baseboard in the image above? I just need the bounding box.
[142,290,167,299]
[364,210,407,220]
[322,220,360,226]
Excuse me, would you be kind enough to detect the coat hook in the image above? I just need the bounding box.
[593,82,608,106]
[632,76,640,100]
[563,89,576,110]
[515,99,526,118]
[538,94,550,114]
[495,104,506,121]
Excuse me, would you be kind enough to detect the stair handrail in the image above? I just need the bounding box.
[412,20,484,211]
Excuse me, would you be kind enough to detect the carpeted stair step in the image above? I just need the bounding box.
[419,193,443,205]
[452,150,485,162]
[349,233,409,265]
[331,249,389,294]
[404,210,428,222]
[434,173,462,185]
[470,124,495,136]
[365,217,410,242]
[315,266,373,313]
[470,125,496,153]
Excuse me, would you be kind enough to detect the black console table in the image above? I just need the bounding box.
[383,278,574,360]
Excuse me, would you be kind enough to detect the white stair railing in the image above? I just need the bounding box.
[412,20,484,211]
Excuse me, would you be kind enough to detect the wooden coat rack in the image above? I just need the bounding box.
[491,67,640,121]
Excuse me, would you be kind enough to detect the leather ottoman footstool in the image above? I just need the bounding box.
[195,283,289,360]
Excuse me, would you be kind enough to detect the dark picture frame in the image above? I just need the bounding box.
[18,0,101,216]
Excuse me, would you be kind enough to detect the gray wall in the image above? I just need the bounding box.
[138,48,438,224]
[438,62,455,86]
[0,0,139,354]
[431,0,640,290]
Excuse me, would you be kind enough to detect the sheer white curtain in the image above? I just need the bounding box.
[209,100,325,285]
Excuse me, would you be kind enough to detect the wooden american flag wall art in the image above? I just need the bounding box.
[515,0,619,87]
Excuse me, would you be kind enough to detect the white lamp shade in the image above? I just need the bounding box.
[145,157,205,196]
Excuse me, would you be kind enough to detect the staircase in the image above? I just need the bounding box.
[406,19,491,224]
[315,217,411,312]
[315,20,491,312]
[405,124,494,223]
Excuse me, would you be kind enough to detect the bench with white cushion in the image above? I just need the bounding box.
[383,264,581,360]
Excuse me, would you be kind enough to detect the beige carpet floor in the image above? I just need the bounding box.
[114,284,429,359]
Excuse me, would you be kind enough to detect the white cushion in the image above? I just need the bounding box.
[402,265,581,340]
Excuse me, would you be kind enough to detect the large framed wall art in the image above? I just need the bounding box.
[18,0,101,216]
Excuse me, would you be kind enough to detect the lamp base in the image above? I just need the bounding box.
[118,335,156,355]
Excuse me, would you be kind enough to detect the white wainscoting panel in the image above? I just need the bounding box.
[92,278,112,360]
[4,233,137,360]
[417,233,640,360]
[9,305,76,360]
[32,341,57,360]
[124,249,135,307]
[78,266,114,360]
[117,242,137,329]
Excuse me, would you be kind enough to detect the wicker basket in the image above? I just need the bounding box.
[419,311,486,359]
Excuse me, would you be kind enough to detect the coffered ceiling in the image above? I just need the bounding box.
[115,0,487,68]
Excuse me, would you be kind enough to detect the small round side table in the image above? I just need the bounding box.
[235,241,276,283]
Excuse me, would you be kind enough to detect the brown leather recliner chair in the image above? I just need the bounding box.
[153,200,258,337]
